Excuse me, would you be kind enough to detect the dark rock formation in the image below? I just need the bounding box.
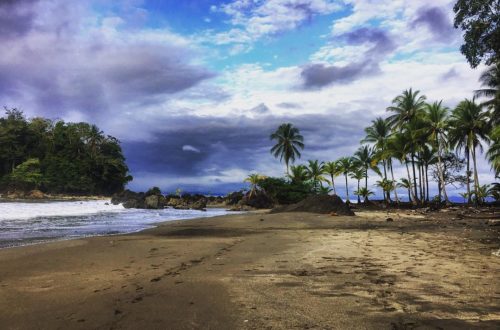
[271,194,354,216]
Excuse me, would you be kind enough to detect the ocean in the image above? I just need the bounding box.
[0,200,232,248]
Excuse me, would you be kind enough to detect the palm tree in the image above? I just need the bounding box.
[305,160,326,192]
[449,99,490,205]
[354,187,374,202]
[459,192,469,204]
[385,132,417,205]
[350,166,365,204]
[424,101,450,204]
[244,174,267,197]
[336,157,354,203]
[362,117,391,199]
[288,165,309,183]
[375,179,395,204]
[418,144,437,203]
[472,184,491,205]
[323,161,340,195]
[353,145,379,194]
[387,89,427,202]
[475,63,499,124]
[386,88,427,128]
[270,123,304,174]
[398,178,413,203]
[487,126,500,177]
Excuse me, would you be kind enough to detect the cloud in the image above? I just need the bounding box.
[0,0,38,39]
[249,103,270,114]
[0,0,215,119]
[206,0,341,46]
[122,112,371,192]
[276,102,302,109]
[300,28,395,89]
[411,6,456,42]
[182,145,201,153]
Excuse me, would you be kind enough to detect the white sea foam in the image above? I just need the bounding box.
[0,200,233,248]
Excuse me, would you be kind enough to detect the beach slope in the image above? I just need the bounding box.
[0,210,499,329]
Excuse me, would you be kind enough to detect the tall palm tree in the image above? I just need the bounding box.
[449,99,490,205]
[418,144,437,203]
[385,132,417,204]
[387,89,427,202]
[353,145,379,194]
[424,101,450,204]
[336,157,354,203]
[362,118,391,200]
[350,166,365,204]
[288,164,309,183]
[270,123,304,175]
[475,63,499,124]
[305,160,326,192]
[323,161,340,195]
[386,88,427,128]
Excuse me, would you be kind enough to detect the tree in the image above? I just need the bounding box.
[475,62,500,124]
[398,178,413,203]
[386,88,427,128]
[424,101,450,204]
[305,160,327,193]
[375,178,395,204]
[354,187,374,203]
[7,158,43,190]
[288,165,309,183]
[323,161,340,195]
[350,166,365,204]
[244,174,266,197]
[453,0,500,68]
[487,125,500,176]
[353,145,379,195]
[336,157,354,203]
[449,99,490,205]
[386,89,427,202]
[270,123,304,174]
[362,118,391,200]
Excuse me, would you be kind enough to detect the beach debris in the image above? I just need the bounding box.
[260,218,265,221]
[487,220,500,226]
[386,217,394,222]
[492,249,500,257]
[330,212,338,216]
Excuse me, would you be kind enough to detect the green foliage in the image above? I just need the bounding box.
[0,109,132,195]
[7,158,44,190]
[258,177,313,205]
[270,123,305,173]
[453,0,499,68]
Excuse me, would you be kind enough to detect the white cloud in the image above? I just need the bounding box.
[182,145,201,153]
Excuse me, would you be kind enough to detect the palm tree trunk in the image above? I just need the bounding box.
[382,159,389,201]
[425,164,430,203]
[436,135,450,204]
[418,157,423,202]
[364,166,368,203]
[389,160,399,204]
[330,174,336,195]
[411,153,419,203]
[406,160,417,205]
[466,148,471,204]
[357,179,361,204]
[345,174,349,204]
[471,146,480,206]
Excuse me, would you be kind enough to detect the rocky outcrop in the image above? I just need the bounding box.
[271,194,354,216]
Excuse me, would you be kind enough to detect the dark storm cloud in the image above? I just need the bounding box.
[0,0,38,39]
[411,6,456,42]
[0,0,215,118]
[300,28,396,89]
[122,111,370,192]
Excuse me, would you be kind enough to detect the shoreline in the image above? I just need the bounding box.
[0,209,499,329]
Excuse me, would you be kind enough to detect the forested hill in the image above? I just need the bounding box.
[0,108,132,195]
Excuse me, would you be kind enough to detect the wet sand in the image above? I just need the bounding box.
[0,210,499,329]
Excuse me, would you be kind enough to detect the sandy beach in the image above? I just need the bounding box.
[0,209,499,329]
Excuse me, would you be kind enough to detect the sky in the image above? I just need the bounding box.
[0,0,496,197]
